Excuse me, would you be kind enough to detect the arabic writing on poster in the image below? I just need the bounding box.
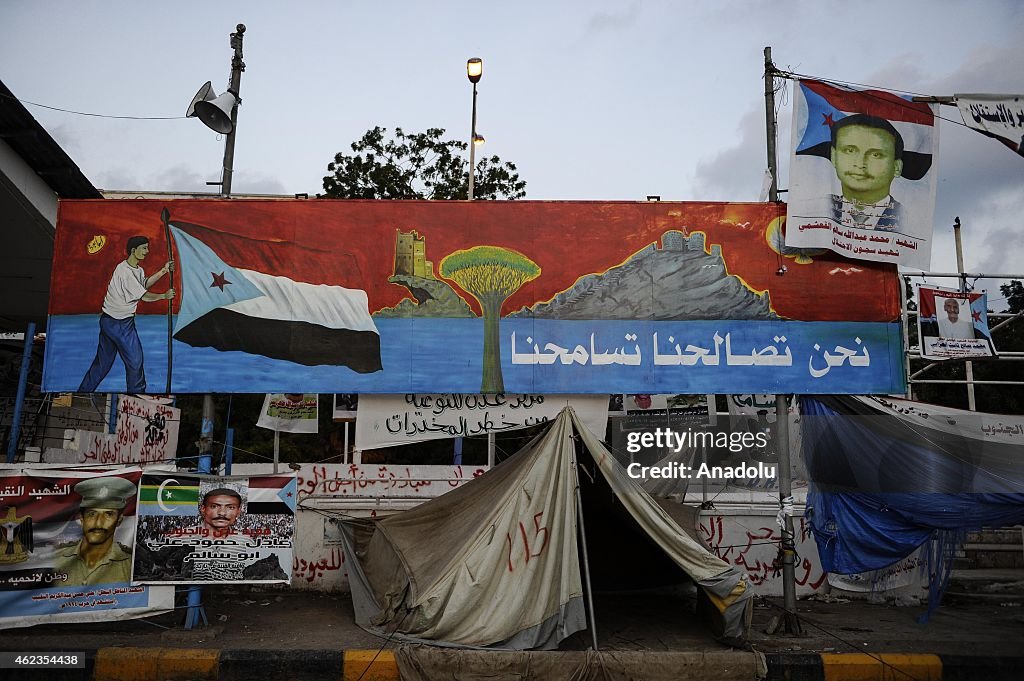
[510,331,872,379]
[355,394,608,450]
[870,397,1024,440]
[26,585,146,610]
[956,96,1024,153]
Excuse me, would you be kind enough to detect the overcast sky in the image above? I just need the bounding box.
[2,1,1021,303]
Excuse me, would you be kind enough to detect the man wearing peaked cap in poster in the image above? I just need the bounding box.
[829,114,904,232]
[54,477,138,586]
[78,236,175,394]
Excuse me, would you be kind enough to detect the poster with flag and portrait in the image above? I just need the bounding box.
[0,468,174,629]
[785,79,938,269]
[131,472,296,585]
[917,285,997,361]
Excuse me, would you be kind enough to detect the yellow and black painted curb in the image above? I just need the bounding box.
[6,649,398,681]
[763,652,1020,680]
[5,648,1021,680]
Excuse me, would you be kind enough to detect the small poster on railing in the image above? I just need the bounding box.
[917,285,997,360]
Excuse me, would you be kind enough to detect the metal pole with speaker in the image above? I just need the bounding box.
[183,23,246,631]
[186,23,245,196]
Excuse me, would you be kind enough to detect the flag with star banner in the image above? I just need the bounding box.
[168,222,381,372]
[132,472,296,585]
[916,285,997,361]
[785,79,938,269]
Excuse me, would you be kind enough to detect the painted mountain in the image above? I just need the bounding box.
[512,230,775,320]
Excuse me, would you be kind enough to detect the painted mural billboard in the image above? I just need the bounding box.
[44,200,904,394]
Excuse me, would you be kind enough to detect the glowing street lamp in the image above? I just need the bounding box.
[467,57,483,200]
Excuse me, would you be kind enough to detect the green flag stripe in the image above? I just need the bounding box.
[139,485,199,503]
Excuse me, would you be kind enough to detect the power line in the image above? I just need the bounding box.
[0,91,186,121]
[773,68,972,132]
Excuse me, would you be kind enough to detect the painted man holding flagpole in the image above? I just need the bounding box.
[78,236,175,393]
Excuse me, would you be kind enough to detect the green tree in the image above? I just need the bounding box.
[321,126,526,200]
[1000,280,1024,314]
[439,247,540,393]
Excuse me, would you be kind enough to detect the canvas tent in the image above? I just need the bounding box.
[341,407,753,650]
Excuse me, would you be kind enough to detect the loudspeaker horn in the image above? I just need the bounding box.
[186,81,236,135]
[193,91,236,135]
[186,80,215,118]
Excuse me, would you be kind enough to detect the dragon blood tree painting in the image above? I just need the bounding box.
[44,200,905,395]
[440,246,541,392]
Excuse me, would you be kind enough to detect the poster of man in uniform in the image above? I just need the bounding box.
[132,472,296,585]
[0,468,172,629]
[917,285,997,360]
[785,79,938,269]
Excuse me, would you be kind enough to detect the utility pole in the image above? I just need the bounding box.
[763,47,779,203]
[954,217,977,411]
[764,46,801,635]
[220,24,245,197]
[187,24,245,631]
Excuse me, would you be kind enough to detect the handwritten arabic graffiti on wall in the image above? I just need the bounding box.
[296,463,486,500]
[355,393,608,449]
[698,512,827,596]
[48,396,180,466]
[697,510,927,597]
[45,200,903,394]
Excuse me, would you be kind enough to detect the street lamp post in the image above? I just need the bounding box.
[466,57,482,200]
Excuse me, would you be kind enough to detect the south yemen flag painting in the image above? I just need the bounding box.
[169,221,382,372]
[785,79,938,269]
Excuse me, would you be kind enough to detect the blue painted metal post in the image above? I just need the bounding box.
[184,399,214,629]
[224,427,234,475]
[108,395,118,434]
[223,397,233,475]
[5,323,35,464]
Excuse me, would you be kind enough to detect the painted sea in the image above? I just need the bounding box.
[44,315,904,395]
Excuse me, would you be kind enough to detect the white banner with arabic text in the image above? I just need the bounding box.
[355,394,609,450]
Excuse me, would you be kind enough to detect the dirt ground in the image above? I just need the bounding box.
[1,574,1022,657]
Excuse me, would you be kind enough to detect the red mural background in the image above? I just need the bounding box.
[52,200,899,321]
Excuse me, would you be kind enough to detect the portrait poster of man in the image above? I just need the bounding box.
[917,285,997,360]
[0,467,173,629]
[132,472,296,585]
[785,79,939,269]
